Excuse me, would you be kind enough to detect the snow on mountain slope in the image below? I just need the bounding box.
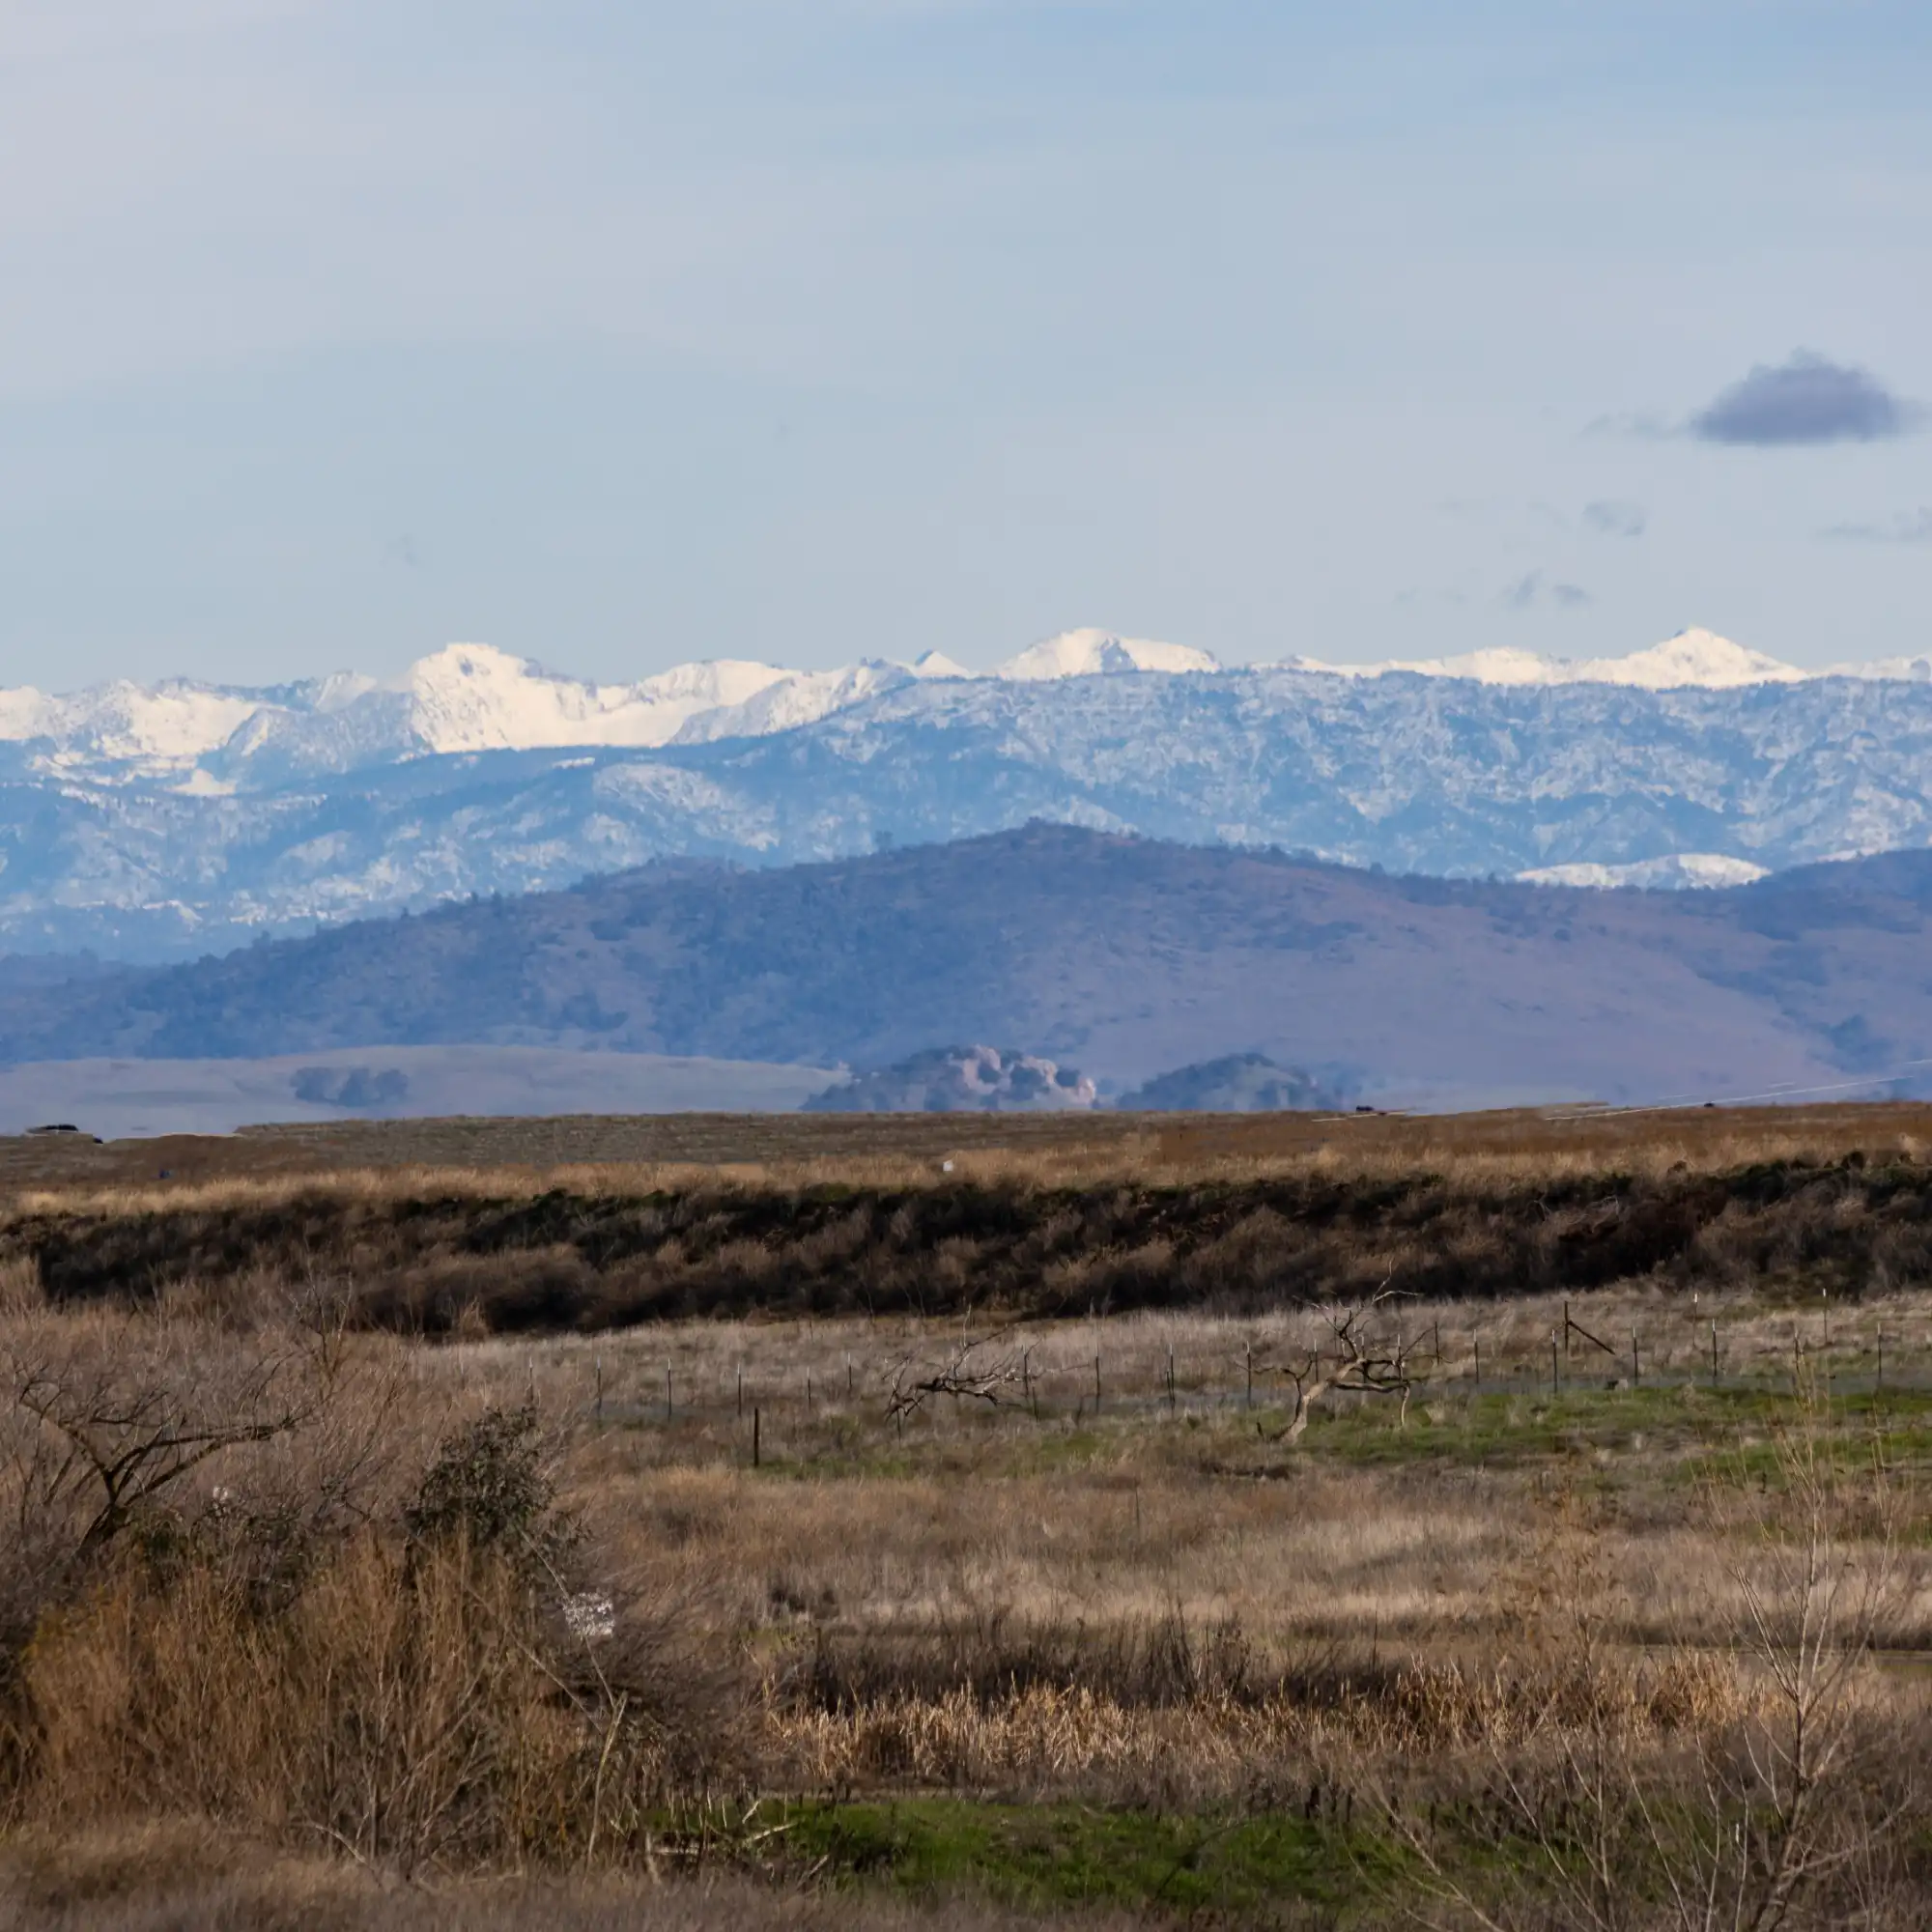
[1281,628,1812,691]
[4,625,1929,801]
[14,657,1932,960]
[992,628,1222,680]
[908,650,973,679]
[403,644,793,753]
[669,660,913,744]
[0,678,266,774]
[1826,654,1932,682]
[1517,854,1773,891]
[0,629,1219,789]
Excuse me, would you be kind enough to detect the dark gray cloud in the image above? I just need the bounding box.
[1690,351,1923,447]
[1582,498,1646,538]
[1503,572,1590,611]
[1819,508,1932,544]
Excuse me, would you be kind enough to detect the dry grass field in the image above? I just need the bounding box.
[5,1094,1931,1190]
[2,1102,1931,1928]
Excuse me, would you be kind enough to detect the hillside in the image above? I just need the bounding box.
[5,827,1932,1107]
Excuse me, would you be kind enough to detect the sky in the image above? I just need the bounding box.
[0,0,1928,690]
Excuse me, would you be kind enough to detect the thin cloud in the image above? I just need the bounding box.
[1503,571,1590,611]
[1690,351,1923,447]
[1582,411,1672,440]
[1819,508,1932,545]
[1582,499,1646,538]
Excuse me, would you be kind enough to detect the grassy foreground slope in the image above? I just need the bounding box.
[2,1101,1929,1928]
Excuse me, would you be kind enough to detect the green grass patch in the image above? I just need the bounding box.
[780,1796,1404,1916]
[725,1378,1932,1494]
[1290,1382,1712,1470]
[1270,1380,1932,1480]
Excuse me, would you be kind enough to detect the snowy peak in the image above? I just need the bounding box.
[400,643,793,753]
[3,625,1931,798]
[1597,630,1806,691]
[1282,629,1810,691]
[992,629,1222,681]
[908,650,973,680]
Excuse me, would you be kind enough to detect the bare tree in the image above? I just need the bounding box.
[884,1332,1023,1423]
[1261,1288,1422,1443]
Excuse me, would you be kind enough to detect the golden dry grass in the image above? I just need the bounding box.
[4,1105,1932,1923]
[5,1097,1932,1220]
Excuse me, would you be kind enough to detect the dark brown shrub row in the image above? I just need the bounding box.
[8,1154,1930,1333]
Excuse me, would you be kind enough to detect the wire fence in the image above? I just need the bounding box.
[555,1299,1930,1459]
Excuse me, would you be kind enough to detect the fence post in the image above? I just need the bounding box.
[753,1406,761,1467]
[1244,1343,1254,1411]
[1710,1322,1719,1389]
[666,1368,673,1421]
[1094,1355,1102,1414]
[1563,1300,1571,1364]
[1632,1329,1639,1389]
[1472,1335,1480,1395]
[807,1373,812,1416]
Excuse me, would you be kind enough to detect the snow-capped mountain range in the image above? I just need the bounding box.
[0,629,1222,788]
[4,625,1932,957]
[7,625,1926,792]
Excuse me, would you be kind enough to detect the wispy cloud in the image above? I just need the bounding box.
[1503,571,1590,611]
[1582,498,1646,538]
[1819,508,1932,544]
[1689,351,1923,447]
[1581,412,1671,440]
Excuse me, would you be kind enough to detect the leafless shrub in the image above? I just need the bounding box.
[11,1138,1932,1331]
[1391,1384,1913,1932]
[0,1312,326,1568]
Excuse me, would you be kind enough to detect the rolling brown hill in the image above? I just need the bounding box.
[3,826,1930,1107]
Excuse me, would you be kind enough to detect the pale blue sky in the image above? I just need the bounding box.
[1,1,1928,688]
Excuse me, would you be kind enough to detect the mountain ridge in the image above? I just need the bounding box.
[4,628,1932,956]
[7,626,1930,794]
[5,826,1932,1111]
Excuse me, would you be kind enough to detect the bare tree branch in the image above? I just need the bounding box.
[1260,1283,1422,1443]
[885,1333,1022,1422]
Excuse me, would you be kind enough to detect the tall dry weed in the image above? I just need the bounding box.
[1388,1386,1919,1932]
[15,1537,575,1864]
